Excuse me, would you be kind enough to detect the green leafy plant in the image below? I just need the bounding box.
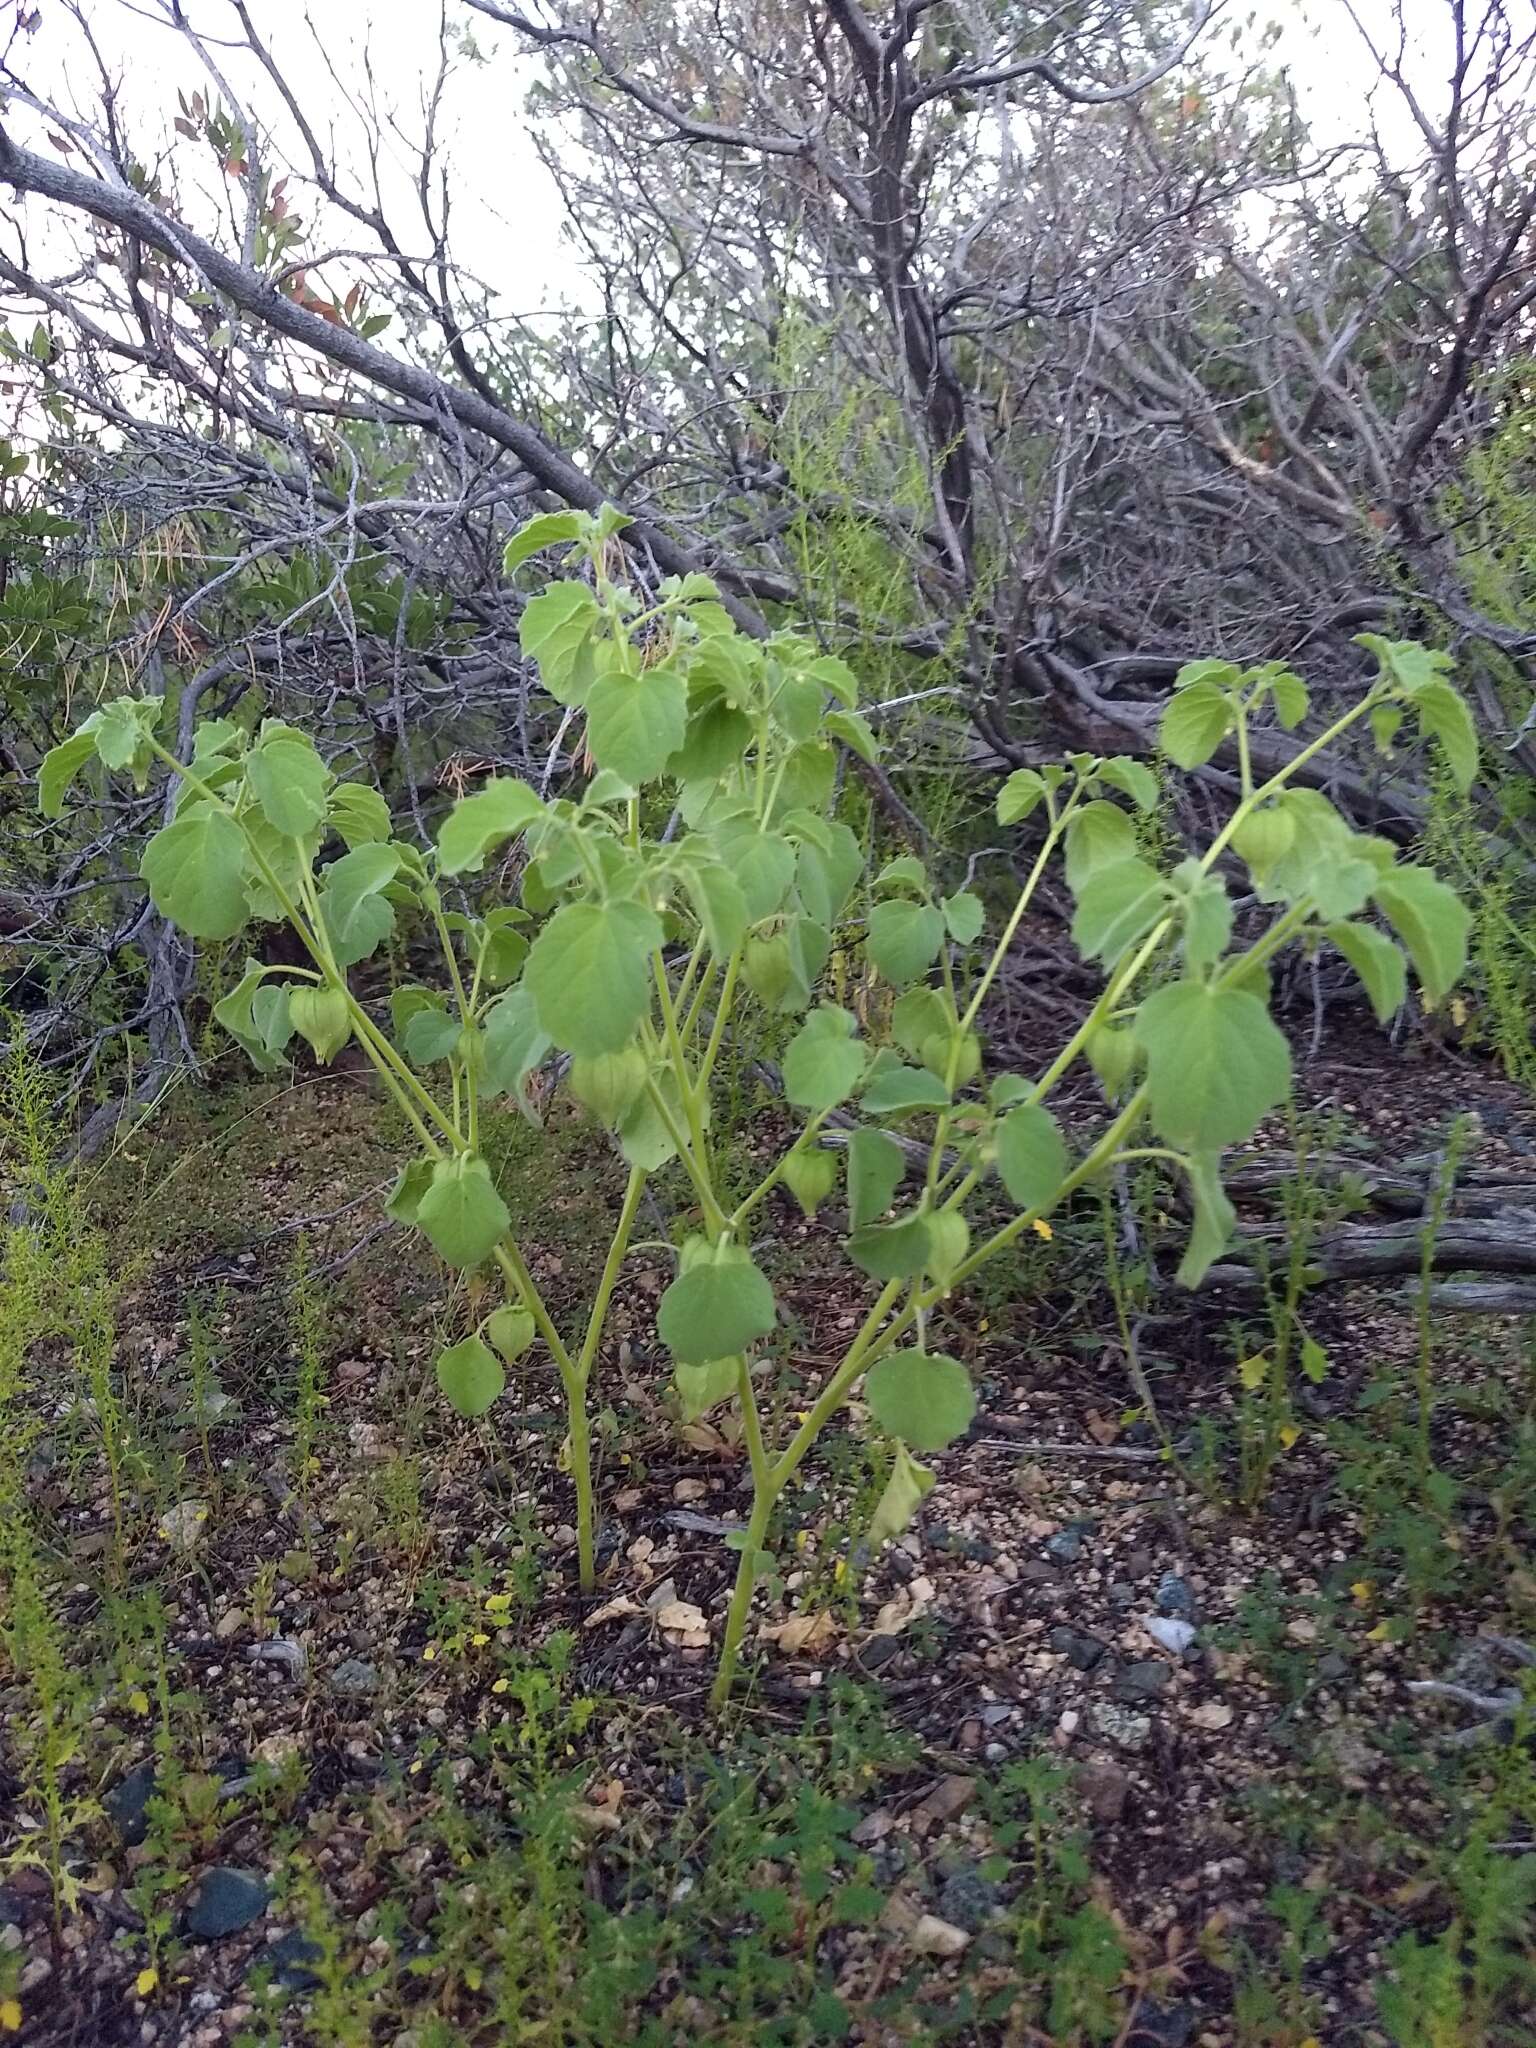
[41,507,1475,1704]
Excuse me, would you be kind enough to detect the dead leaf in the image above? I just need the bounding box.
[656,1599,710,1648]
[761,1609,840,1657]
[870,1576,935,1637]
[587,1777,625,1814]
[571,1804,622,1834]
[585,1595,643,1628]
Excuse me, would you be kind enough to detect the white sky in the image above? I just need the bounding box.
[6,0,1440,323]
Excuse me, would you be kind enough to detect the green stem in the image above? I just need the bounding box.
[729,1111,831,1229]
[566,1386,597,1595]
[652,959,728,1233]
[711,1484,773,1712]
[958,796,1079,1042]
[577,1165,647,1385]
[638,1060,723,1229]
[736,1353,771,1497]
[767,1279,906,1495]
[697,945,743,1091]
[345,998,461,1148]
[491,1240,576,1383]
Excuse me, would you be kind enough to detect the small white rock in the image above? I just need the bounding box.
[908,1913,971,1958]
[1144,1616,1197,1656]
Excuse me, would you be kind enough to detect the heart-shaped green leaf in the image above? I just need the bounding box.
[327,782,392,847]
[847,1128,904,1228]
[1070,857,1166,966]
[415,1154,510,1268]
[319,842,401,968]
[437,777,546,876]
[525,898,662,1056]
[1160,680,1231,768]
[1134,980,1291,1150]
[586,664,688,785]
[994,1102,1068,1211]
[864,1350,975,1451]
[140,808,249,939]
[866,899,944,985]
[861,1064,950,1116]
[1371,866,1470,1004]
[479,986,552,1100]
[1324,921,1406,1025]
[247,728,331,836]
[38,728,100,818]
[847,1211,930,1280]
[1176,1151,1236,1289]
[503,509,585,574]
[519,581,600,704]
[657,1245,777,1365]
[435,1334,504,1417]
[783,1005,867,1111]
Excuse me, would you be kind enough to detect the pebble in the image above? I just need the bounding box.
[936,1866,1000,1932]
[257,1928,324,1991]
[906,1912,971,1958]
[1017,1559,1062,1587]
[1127,1998,1197,2046]
[1144,1616,1197,1657]
[1091,1702,1152,1751]
[214,1608,247,1642]
[104,1761,158,1848]
[1155,1572,1197,1621]
[248,1638,308,1680]
[1045,1522,1090,1565]
[185,1867,270,1940]
[158,1499,209,1554]
[1114,1661,1174,1704]
[1319,1727,1375,1779]
[1076,1759,1131,1822]
[1446,1640,1502,1697]
[1048,1625,1107,1671]
[330,1657,381,1698]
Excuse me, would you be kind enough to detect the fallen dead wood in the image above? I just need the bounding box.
[1201,1213,1536,1307]
[1223,1148,1536,1218]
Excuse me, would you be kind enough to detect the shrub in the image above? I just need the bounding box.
[41,507,1474,1704]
